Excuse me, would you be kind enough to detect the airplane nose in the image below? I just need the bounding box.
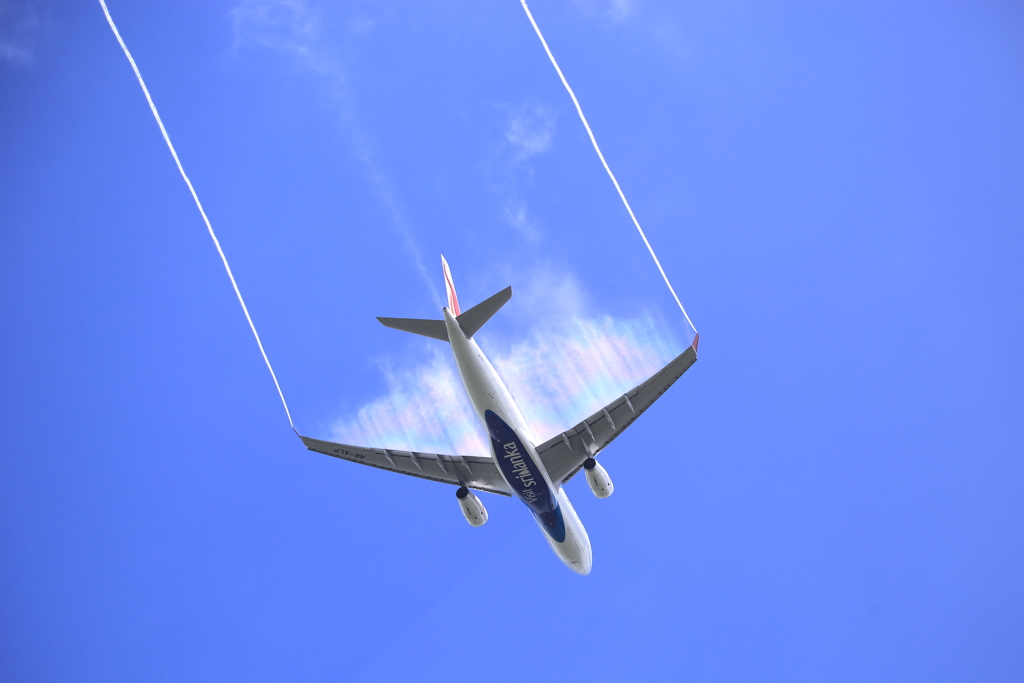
[572,560,592,576]
[569,552,592,575]
[565,537,592,575]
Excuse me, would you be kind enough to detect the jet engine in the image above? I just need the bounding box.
[584,458,614,498]
[456,487,488,526]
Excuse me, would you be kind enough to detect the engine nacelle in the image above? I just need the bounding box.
[456,487,488,526]
[584,458,614,498]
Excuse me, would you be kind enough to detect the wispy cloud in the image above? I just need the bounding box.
[231,0,440,304]
[0,0,46,67]
[506,104,554,160]
[491,309,678,444]
[330,347,489,456]
[574,0,634,23]
[503,201,539,242]
[330,269,681,455]
[232,0,325,71]
[0,39,28,64]
[487,312,678,444]
[490,103,556,241]
[349,16,374,35]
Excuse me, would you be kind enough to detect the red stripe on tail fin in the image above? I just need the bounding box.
[441,255,461,316]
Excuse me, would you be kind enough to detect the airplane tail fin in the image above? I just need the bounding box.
[441,254,461,315]
[377,256,511,342]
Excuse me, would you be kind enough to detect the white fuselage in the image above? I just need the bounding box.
[442,307,592,575]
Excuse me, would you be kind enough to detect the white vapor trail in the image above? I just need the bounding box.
[519,0,698,336]
[98,0,295,430]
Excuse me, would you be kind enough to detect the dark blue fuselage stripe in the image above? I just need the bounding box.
[485,409,566,543]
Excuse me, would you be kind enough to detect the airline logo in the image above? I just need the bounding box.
[502,440,538,502]
[484,409,566,543]
[441,255,461,316]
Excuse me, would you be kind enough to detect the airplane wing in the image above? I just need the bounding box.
[299,436,513,496]
[536,336,699,485]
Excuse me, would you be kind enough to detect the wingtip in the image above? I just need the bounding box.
[692,333,699,352]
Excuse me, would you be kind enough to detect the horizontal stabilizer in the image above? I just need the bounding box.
[376,317,449,341]
[458,286,511,338]
[377,286,512,342]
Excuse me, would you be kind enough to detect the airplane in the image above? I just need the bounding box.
[297,256,698,574]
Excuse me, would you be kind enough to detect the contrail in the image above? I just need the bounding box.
[98,0,296,430]
[519,0,698,335]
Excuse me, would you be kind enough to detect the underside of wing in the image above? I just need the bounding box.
[299,436,512,496]
[536,336,699,485]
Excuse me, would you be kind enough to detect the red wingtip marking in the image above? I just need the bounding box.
[692,333,699,352]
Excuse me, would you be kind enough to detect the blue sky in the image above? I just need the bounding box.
[2,1,1023,680]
